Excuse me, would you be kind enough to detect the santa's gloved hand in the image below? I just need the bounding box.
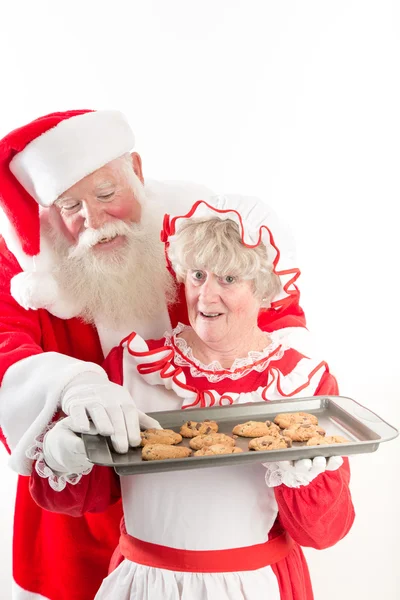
[61,371,161,453]
[43,417,93,476]
[263,456,343,488]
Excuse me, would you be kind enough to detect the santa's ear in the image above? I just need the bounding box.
[131,152,144,184]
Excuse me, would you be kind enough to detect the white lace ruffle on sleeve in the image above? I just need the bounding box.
[25,422,93,492]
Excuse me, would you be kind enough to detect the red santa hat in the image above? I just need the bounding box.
[0,109,135,317]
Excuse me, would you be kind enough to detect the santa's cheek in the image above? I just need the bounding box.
[54,212,82,244]
[108,206,131,220]
[107,196,142,223]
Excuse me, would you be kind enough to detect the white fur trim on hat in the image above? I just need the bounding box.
[9,110,135,207]
[0,205,82,318]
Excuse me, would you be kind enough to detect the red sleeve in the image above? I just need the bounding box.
[29,464,121,517]
[0,244,44,448]
[0,242,43,384]
[275,458,354,549]
[274,369,355,549]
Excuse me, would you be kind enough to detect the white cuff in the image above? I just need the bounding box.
[0,352,106,475]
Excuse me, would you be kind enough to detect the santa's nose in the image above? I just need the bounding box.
[83,204,108,229]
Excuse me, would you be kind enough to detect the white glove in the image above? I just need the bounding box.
[43,417,93,476]
[61,371,161,453]
[263,456,343,488]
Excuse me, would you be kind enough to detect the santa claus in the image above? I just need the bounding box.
[0,109,306,600]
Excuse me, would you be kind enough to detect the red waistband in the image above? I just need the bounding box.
[120,530,295,573]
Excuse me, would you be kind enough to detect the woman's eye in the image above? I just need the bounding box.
[192,270,205,281]
[223,275,236,284]
[98,192,114,200]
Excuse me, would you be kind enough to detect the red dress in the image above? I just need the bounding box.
[30,323,354,600]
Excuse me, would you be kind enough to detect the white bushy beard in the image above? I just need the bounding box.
[43,201,176,330]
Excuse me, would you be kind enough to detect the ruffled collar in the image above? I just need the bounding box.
[124,324,329,404]
[164,323,285,382]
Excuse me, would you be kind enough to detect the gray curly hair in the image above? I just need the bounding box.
[167,218,281,305]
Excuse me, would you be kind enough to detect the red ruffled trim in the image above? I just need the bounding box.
[261,360,329,400]
[124,332,249,409]
[122,330,328,408]
[125,332,200,398]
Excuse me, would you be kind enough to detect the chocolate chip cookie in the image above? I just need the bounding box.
[283,424,326,442]
[194,444,243,456]
[306,435,349,446]
[248,435,292,451]
[140,428,182,446]
[189,433,236,450]
[180,420,219,438]
[141,444,192,461]
[232,420,281,438]
[274,412,318,429]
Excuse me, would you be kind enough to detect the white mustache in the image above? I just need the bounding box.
[68,221,135,259]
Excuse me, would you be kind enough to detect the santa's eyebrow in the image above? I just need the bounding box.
[55,195,75,205]
[55,181,116,204]
[95,181,115,192]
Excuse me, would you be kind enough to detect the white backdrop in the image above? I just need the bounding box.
[0,1,399,599]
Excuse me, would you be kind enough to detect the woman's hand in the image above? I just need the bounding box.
[263,456,343,488]
[43,417,93,476]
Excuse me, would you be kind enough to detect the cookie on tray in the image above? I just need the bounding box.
[306,435,349,446]
[274,412,318,429]
[142,444,192,461]
[283,424,326,442]
[232,420,281,438]
[249,435,292,451]
[140,429,182,446]
[180,420,219,438]
[189,433,235,450]
[194,444,243,456]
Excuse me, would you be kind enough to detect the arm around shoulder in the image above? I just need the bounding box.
[0,247,108,474]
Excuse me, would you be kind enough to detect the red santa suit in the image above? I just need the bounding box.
[0,112,305,600]
[28,198,353,600]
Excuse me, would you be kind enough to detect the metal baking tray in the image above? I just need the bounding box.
[82,395,398,476]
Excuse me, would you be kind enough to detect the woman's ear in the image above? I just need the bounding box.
[260,296,272,309]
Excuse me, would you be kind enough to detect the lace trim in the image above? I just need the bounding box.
[164,323,286,383]
[25,421,93,492]
[263,456,344,488]
[263,460,319,488]
[263,462,296,488]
